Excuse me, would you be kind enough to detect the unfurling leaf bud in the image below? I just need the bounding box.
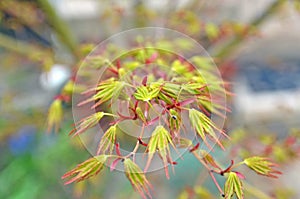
[47,98,63,133]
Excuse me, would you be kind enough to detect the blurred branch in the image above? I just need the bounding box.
[36,0,79,60]
[0,33,48,56]
[213,0,284,61]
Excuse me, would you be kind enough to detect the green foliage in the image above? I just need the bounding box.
[145,125,175,178]
[189,108,225,149]
[224,172,243,199]
[124,159,152,199]
[2,0,295,198]
[244,156,282,178]
[97,125,117,155]
[133,85,160,102]
[79,79,125,108]
[62,155,108,185]
[70,112,114,136]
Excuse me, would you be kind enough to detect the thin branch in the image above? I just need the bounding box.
[36,0,79,60]
[0,33,51,57]
[213,0,284,61]
[191,151,224,195]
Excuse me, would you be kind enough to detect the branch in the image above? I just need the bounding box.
[213,0,284,61]
[36,0,79,60]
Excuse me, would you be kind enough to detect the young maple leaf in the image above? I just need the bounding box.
[70,112,114,136]
[144,125,175,179]
[124,158,152,199]
[97,125,117,155]
[78,79,125,108]
[189,108,227,150]
[181,82,207,95]
[133,85,160,102]
[224,172,244,199]
[47,98,63,133]
[199,150,221,170]
[161,82,181,99]
[243,156,282,178]
[62,155,108,185]
[136,107,147,124]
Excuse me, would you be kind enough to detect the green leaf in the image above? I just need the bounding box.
[70,112,113,136]
[243,156,282,178]
[181,82,207,95]
[133,85,160,102]
[176,138,193,148]
[199,150,221,170]
[224,172,243,199]
[160,82,181,99]
[145,125,175,178]
[78,79,125,108]
[136,107,147,123]
[189,108,225,150]
[123,159,152,199]
[97,125,117,155]
[62,155,108,185]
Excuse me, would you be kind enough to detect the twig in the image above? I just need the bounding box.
[36,0,79,60]
[0,33,51,58]
[191,151,224,195]
[213,0,284,61]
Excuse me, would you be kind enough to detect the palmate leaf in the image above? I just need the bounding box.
[224,172,243,199]
[70,112,114,136]
[78,79,125,108]
[197,95,228,118]
[243,156,282,178]
[161,82,181,99]
[124,158,152,199]
[145,125,175,179]
[189,108,226,150]
[149,82,183,104]
[181,82,207,95]
[157,92,173,105]
[133,85,160,102]
[62,155,108,185]
[97,125,117,155]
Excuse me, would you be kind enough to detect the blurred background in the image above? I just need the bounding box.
[1,0,300,198]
